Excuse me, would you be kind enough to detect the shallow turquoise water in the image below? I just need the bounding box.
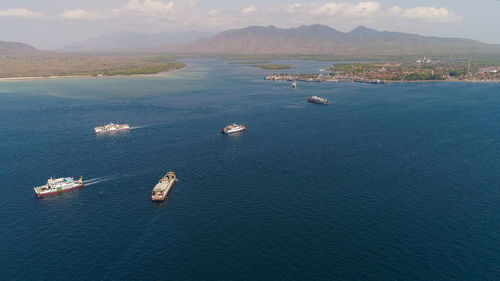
[1,59,500,280]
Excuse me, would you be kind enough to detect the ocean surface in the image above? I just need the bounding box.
[1,59,500,280]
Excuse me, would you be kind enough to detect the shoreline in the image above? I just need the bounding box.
[266,76,500,84]
[380,79,500,83]
[269,79,500,84]
[0,75,89,82]
[0,65,187,83]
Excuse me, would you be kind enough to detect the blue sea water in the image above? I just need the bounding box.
[1,59,500,280]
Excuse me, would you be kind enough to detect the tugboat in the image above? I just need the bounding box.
[222,123,246,134]
[151,171,176,201]
[307,96,329,105]
[34,176,83,197]
[94,122,130,133]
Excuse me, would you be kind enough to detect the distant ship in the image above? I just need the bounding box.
[94,123,130,133]
[307,96,329,105]
[292,81,297,88]
[151,171,176,201]
[222,123,246,134]
[34,176,83,197]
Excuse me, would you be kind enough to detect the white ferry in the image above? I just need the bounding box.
[94,123,130,133]
[307,96,329,105]
[34,176,83,197]
[151,171,176,201]
[222,123,246,134]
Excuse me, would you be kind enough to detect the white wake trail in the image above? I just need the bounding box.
[82,176,107,183]
[84,178,113,186]
[83,175,118,186]
[129,124,155,130]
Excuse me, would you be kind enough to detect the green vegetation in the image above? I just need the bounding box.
[328,61,500,82]
[89,61,185,76]
[268,60,500,82]
[0,52,185,78]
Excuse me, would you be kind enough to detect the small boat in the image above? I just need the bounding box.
[151,171,176,201]
[222,123,246,134]
[366,79,385,84]
[34,176,83,197]
[307,96,329,105]
[94,122,130,133]
[292,81,297,88]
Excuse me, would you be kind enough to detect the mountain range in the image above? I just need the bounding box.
[2,24,500,57]
[176,24,500,56]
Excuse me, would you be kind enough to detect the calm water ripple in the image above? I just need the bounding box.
[1,59,500,280]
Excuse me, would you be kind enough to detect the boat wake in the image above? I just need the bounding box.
[129,124,154,130]
[83,175,118,186]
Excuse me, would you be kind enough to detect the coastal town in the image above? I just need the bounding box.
[265,58,500,83]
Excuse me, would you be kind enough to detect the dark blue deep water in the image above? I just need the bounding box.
[1,59,500,280]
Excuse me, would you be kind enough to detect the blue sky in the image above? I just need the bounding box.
[0,0,498,49]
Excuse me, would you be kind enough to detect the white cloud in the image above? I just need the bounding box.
[0,8,42,18]
[208,9,220,17]
[60,0,177,21]
[185,0,197,7]
[280,2,461,26]
[242,6,257,14]
[313,1,381,17]
[53,1,461,33]
[387,6,402,16]
[398,6,460,23]
[61,9,102,21]
[286,4,306,14]
[119,0,175,16]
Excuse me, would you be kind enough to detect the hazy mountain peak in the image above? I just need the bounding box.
[241,25,277,31]
[0,41,41,55]
[349,25,378,34]
[297,24,337,32]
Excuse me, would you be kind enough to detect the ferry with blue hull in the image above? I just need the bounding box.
[34,176,83,197]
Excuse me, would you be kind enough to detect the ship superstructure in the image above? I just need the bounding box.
[307,96,329,105]
[151,171,176,201]
[94,123,130,133]
[34,176,83,197]
[222,123,246,134]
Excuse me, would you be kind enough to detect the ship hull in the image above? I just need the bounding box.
[95,128,129,134]
[307,98,329,105]
[151,181,175,201]
[151,172,176,201]
[151,181,175,202]
[95,123,130,133]
[34,184,83,197]
[222,127,246,134]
